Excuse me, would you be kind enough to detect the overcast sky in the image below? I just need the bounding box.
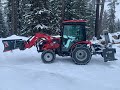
[105,2,120,20]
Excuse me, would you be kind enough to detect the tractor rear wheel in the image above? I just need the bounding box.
[72,47,91,65]
[41,50,56,63]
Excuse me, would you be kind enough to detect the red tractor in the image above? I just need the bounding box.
[2,20,117,65]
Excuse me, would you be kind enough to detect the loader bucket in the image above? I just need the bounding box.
[103,48,117,62]
[2,39,26,52]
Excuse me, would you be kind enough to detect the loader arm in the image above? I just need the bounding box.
[25,33,52,48]
[2,33,60,52]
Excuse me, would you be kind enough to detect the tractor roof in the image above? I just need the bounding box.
[63,20,87,25]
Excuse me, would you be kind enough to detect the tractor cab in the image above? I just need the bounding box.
[61,20,87,51]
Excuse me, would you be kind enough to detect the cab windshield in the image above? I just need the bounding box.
[62,25,85,51]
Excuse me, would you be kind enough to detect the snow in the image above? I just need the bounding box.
[91,32,120,44]
[35,24,48,29]
[36,9,49,15]
[26,4,32,7]
[0,35,120,90]
[49,0,54,2]
[107,32,120,43]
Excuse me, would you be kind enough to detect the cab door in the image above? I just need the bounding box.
[62,24,86,51]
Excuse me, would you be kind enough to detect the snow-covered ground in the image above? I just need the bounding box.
[0,35,120,90]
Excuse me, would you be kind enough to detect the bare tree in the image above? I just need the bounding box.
[98,0,105,36]
[95,0,100,38]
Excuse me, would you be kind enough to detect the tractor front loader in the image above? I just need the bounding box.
[2,20,117,65]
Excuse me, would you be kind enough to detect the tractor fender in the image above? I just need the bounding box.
[70,41,92,51]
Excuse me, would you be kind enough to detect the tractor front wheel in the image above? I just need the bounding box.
[72,47,91,65]
[41,50,56,63]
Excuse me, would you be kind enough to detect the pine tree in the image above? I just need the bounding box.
[102,11,109,31]
[64,0,78,20]
[64,0,88,20]
[0,0,7,37]
[7,0,12,35]
[21,0,54,36]
[18,0,31,36]
[7,0,25,35]
[49,0,62,34]
[86,3,96,38]
[7,0,19,35]
[5,0,96,36]
[2,0,9,36]
[116,19,120,32]
[108,0,117,33]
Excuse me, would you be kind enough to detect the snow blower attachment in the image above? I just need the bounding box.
[92,30,117,62]
[102,48,116,62]
[2,39,26,52]
[2,20,117,65]
[102,30,117,62]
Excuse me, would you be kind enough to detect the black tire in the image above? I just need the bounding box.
[41,50,56,63]
[72,47,91,65]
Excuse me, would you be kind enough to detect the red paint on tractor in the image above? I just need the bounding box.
[71,41,92,49]
[24,33,60,50]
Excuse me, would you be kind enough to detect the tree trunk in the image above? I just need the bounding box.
[98,0,105,37]
[92,0,96,9]
[95,0,100,38]
[11,0,18,35]
[61,0,65,26]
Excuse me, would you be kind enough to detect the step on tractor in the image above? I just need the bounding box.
[2,20,117,65]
